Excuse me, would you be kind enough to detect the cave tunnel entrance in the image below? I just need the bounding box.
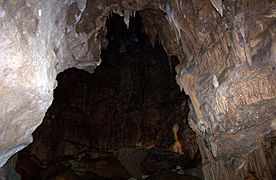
[15,12,202,180]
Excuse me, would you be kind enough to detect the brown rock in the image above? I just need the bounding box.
[0,1,275,180]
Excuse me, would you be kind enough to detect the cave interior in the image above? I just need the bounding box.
[0,0,275,180]
[14,12,202,180]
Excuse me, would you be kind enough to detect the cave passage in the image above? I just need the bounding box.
[15,12,202,180]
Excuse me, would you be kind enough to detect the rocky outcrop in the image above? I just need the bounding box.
[0,0,275,179]
[0,0,62,167]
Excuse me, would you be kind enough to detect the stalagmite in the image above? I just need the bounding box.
[171,123,184,155]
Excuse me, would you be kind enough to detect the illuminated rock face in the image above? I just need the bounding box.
[0,0,275,179]
[0,0,61,167]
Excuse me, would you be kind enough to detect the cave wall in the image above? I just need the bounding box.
[0,0,275,179]
[163,1,276,179]
[0,0,90,168]
[0,0,63,167]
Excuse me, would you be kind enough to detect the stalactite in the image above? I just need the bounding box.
[0,1,275,179]
[210,0,223,17]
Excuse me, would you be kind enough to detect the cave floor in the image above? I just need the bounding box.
[16,146,203,180]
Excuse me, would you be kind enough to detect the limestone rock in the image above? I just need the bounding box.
[0,0,62,167]
[0,0,275,179]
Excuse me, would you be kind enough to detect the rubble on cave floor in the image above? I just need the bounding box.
[16,147,203,180]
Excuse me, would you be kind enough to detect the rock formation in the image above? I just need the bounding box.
[0,0,275,179]
[14,23,198,179]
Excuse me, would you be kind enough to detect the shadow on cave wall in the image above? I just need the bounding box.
[15,13,202,180]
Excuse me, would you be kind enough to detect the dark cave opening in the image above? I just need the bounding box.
[15,13,202,180]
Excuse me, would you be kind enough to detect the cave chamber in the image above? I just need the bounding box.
[15,12,202,180]
[0,0,275,180]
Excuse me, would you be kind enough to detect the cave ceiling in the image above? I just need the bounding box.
[0,0,275,179]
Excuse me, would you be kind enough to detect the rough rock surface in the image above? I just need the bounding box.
[14,33,200,178]
[0,0,63,167]
[0,0,275,179]
[0,155,20,180]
